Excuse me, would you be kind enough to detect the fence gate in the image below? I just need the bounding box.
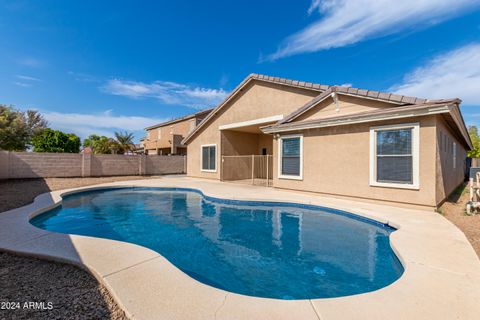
[221,155,273,186]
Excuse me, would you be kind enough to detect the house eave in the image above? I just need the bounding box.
[262,105,452,134]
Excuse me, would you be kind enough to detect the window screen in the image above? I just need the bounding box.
[202,145,216,171]
[281,137,301,176]
[376,129,413,184]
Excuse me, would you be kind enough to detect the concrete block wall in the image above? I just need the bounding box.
[145,155,186,175]
[91,154,140,176]
[6,152,83,178]
[0,151,186,179]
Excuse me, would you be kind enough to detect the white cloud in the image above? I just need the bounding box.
[16,57,43,67]
[42,109,167,140]
[268,0,479,60]
[389,43,480,105]
[15,75,41,81]
[102,79,227,109]
[12,81,31,87]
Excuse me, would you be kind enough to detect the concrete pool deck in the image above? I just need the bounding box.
[0,176,479,320]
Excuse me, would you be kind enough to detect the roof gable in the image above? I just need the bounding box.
[262,100,472,150]
[181,73,469,149]
[279,86,430,125]
[182,73,327,144]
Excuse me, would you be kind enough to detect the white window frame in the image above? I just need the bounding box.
[369,123,420,190]
[200,144,217,173]
[278,134,303,180]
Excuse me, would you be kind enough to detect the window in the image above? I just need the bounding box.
[370,123,419,189]
[201,144,216,172]
[157,129,162,140]
[278,135,303,180]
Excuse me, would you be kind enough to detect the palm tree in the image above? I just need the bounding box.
[113,131,135,154]
[94,136,116,154]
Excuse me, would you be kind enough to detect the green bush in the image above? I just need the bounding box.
[31,128,81,153]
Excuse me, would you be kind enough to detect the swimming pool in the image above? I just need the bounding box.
[31,188,403,299]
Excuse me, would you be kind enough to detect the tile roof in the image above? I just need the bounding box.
[265,100,459,132]
[262,98,472,150]
[250,73,329,91]
[279,85,441,124]
[181,73,457,145]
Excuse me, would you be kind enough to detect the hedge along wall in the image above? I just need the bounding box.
[0,151,186,179]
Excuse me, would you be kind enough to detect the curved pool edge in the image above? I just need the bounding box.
[1,177,480,320]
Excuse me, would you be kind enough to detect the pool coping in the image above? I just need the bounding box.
[1,177,480,320]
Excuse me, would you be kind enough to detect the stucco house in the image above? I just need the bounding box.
[182,74,471,209]
[144,109,212,155]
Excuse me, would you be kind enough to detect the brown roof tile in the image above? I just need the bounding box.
[389,94,403,102]
[182,73,447,144]
[378,92,391,100]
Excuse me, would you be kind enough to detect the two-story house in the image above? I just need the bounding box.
[144,109,212,155]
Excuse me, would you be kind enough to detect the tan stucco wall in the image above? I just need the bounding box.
[185,80,468,208]
[295,95,394,122]
[272,116,438,208]
[145,118,196,153]
[186,81,318,179]
[435,115,468,205]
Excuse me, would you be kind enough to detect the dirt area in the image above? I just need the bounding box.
[0,252,128,320]
[0,176,161,320]
[0,176,159,213]
[439,183,480,257]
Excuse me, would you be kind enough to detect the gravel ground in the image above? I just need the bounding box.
[0,176,159,213]
[440,183,480,257]
[0,252,128,320]
[0,176,161,320]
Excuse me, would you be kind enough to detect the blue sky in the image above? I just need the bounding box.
[1,0,480,142]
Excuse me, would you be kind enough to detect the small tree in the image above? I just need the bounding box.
[468,126,480,158]
[0,105,47,151]
[113,131,135,154]
[83,134,115,154]
[32,128,81,153]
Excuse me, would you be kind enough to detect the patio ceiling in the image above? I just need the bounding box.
[218,114,282,134]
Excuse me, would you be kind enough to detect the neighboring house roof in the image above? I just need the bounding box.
[181,73,329,144]
[145,108,213,131]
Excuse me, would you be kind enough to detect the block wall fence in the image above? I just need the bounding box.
[0,151,186,179]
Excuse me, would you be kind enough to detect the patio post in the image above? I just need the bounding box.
[251,154,254,185]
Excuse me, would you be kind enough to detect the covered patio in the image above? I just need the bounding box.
[219,115,278,186]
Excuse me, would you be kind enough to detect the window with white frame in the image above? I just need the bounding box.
[201,144,216,172]
[278,135,303,179]
[157,129,162,140]
[370,123,419,189]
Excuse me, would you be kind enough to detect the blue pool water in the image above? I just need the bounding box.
[31,188,403,299]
